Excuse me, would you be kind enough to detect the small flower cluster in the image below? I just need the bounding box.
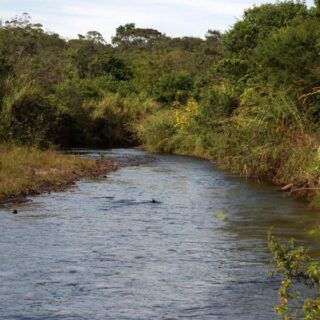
[174,98,200,130]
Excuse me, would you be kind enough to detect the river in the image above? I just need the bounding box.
[0,149,319,320]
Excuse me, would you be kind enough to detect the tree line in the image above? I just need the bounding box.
[0,2,319,187]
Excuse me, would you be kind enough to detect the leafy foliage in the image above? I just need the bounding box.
[268,234,320,319]
[223,1,308,55]
[112,23,163,48]
[155,72,194,104]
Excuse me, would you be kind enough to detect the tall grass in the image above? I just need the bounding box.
[136,88,320,204]
[0,144,97,201]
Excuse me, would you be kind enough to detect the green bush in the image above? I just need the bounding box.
[0,86,58,147]
[268,233,320,320]
[155,72,193,104]
[136,110,177,152]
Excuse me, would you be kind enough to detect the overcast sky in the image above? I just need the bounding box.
[1,0,314,41]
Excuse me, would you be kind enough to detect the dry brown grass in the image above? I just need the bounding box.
[0,144,110,202]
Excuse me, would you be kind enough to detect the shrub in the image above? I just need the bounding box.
[0,86,58,147]
[268,233,320,320]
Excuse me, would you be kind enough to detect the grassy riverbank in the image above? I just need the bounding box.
[136,105,320,207]
[0,144,118,203]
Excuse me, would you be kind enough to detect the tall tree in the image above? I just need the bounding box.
[112,23,163,48]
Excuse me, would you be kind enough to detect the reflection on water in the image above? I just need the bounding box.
[0,148,319,320]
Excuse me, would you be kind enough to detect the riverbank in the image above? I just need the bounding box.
[145,144,320,207]
[137,112,320,208]
[3,147,312,320]
[0,144,119,204]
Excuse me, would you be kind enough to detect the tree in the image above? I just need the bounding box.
[223,2,308,55]
[205,29,222,44]
[85,31,105,44]
[155,72,194,104]
[89,53,132,80]
[253,17,320,90]
[0,87,58,146]
[112,23,163,48]
[5,13,43,30]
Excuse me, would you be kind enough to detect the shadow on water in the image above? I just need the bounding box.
[0,148,319,320]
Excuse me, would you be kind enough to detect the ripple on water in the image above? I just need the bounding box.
[0,149,318,320]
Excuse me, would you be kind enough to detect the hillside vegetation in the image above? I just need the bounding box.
[0,2,319,204]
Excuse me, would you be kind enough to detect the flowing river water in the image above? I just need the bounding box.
[1,149,320,320]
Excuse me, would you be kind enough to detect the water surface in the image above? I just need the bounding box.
[1,149,319,319]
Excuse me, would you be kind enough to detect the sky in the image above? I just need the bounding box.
[0,0,315,41]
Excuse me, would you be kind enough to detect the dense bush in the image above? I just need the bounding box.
[155,72,194,104]
[0,86,58,147]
